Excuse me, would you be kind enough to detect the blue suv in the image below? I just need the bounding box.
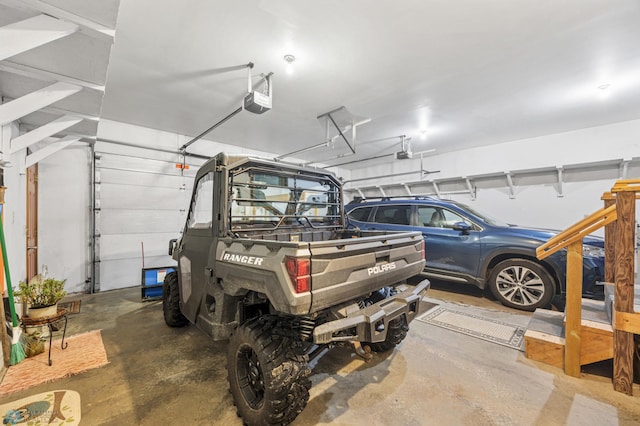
[345,196,605,311]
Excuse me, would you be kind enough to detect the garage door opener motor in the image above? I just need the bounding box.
[180,62,273,153]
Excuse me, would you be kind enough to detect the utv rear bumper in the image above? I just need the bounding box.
[312,279,431,345]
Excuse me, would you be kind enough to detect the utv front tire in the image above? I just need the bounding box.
[163,272,188,327]
[364,315,409,353]
[227,317,311,426]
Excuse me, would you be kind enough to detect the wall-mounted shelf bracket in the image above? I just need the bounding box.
[505,171,516,199]
[556,166,564,198]
[620,158,631,179]
[431,181,441,198]
[463,177,476,201]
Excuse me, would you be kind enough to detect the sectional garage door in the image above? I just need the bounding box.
[94,144,204,291]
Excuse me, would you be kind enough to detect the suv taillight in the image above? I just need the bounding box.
[420,240,425,260]
[285,257,311,293]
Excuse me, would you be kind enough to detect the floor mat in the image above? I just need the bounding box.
[0,390,81,425]
[418,306,526,350]
[58,300,81,314]
[0,330,109,397]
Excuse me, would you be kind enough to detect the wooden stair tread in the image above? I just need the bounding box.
[524,309,565,368]
[524,305,614,368]
[580,299,611,326]
[525,309,564,337]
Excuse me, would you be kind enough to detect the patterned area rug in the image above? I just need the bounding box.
[57,300,81,315]
[0,390,81,425]
[0,330,109,396]
[418,306,526,350]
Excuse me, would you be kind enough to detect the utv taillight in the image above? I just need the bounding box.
[285,257,311,293]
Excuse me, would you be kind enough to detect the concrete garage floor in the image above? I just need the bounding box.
[2,281,640,425]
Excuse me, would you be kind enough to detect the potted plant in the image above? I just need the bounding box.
[16,275,66,318]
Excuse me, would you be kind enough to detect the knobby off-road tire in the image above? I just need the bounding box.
[227,317,311,426]
[488,258,555,312]
[364,315,409,353]
[162,272,188,327]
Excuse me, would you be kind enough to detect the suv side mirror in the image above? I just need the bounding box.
[452,222,472,234]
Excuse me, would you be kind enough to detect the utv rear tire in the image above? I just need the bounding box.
[163,272,188,327]
[364,315,409,353]
[227,317,311,426]
[488,258,555,311]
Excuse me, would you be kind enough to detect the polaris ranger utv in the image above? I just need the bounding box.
[163,152,431,425]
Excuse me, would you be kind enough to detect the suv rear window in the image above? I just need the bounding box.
[347,206,373,222]
[417,206,474,229]
[373,205,411,225]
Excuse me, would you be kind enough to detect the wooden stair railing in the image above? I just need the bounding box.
[534,178,640,396]
[536,204,617,378]
[609,180,640,395]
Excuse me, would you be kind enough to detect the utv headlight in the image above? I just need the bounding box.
[583,245,605,258]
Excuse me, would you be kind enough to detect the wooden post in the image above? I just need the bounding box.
[602,193,616,284]
[565,240,583,377]
[26,163,38,280]
[613,190,635,395]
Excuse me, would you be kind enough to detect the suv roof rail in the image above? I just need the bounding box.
[347,195,441,204]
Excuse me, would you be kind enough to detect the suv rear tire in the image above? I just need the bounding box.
[488,259,555,311]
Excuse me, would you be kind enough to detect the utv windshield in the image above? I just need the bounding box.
[229,165,342,231]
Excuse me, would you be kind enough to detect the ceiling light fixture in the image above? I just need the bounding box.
[284,54,296,75]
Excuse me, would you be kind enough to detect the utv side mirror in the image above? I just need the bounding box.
[452,222,472,234]
[168,238,177,255]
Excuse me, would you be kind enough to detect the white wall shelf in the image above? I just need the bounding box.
[344,157,639,200]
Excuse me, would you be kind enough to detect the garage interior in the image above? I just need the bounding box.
[1,0,640,425]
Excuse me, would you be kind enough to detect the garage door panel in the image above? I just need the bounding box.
[95,147,201,292]
[96,143,207,170]
[99,150,177,171]
[101,184,190,210]
[100,233,180,260]
[98,152,201,177]
[100,255,176,291]
[99,167,194,190]
[100,209,185,234]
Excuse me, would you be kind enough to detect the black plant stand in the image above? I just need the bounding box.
[21,308,68,366]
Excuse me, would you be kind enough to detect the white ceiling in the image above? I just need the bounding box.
[0,0,119,138]
[4,1,640,170]
[99,0,640,168]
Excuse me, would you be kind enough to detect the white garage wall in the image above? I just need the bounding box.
[446,181,614,237]
[5,117,638,296]
[1,130,90,295]
[346,118,640,233]
[1,123,27,289]
[38,145,90,293]
[348,118,640,183]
